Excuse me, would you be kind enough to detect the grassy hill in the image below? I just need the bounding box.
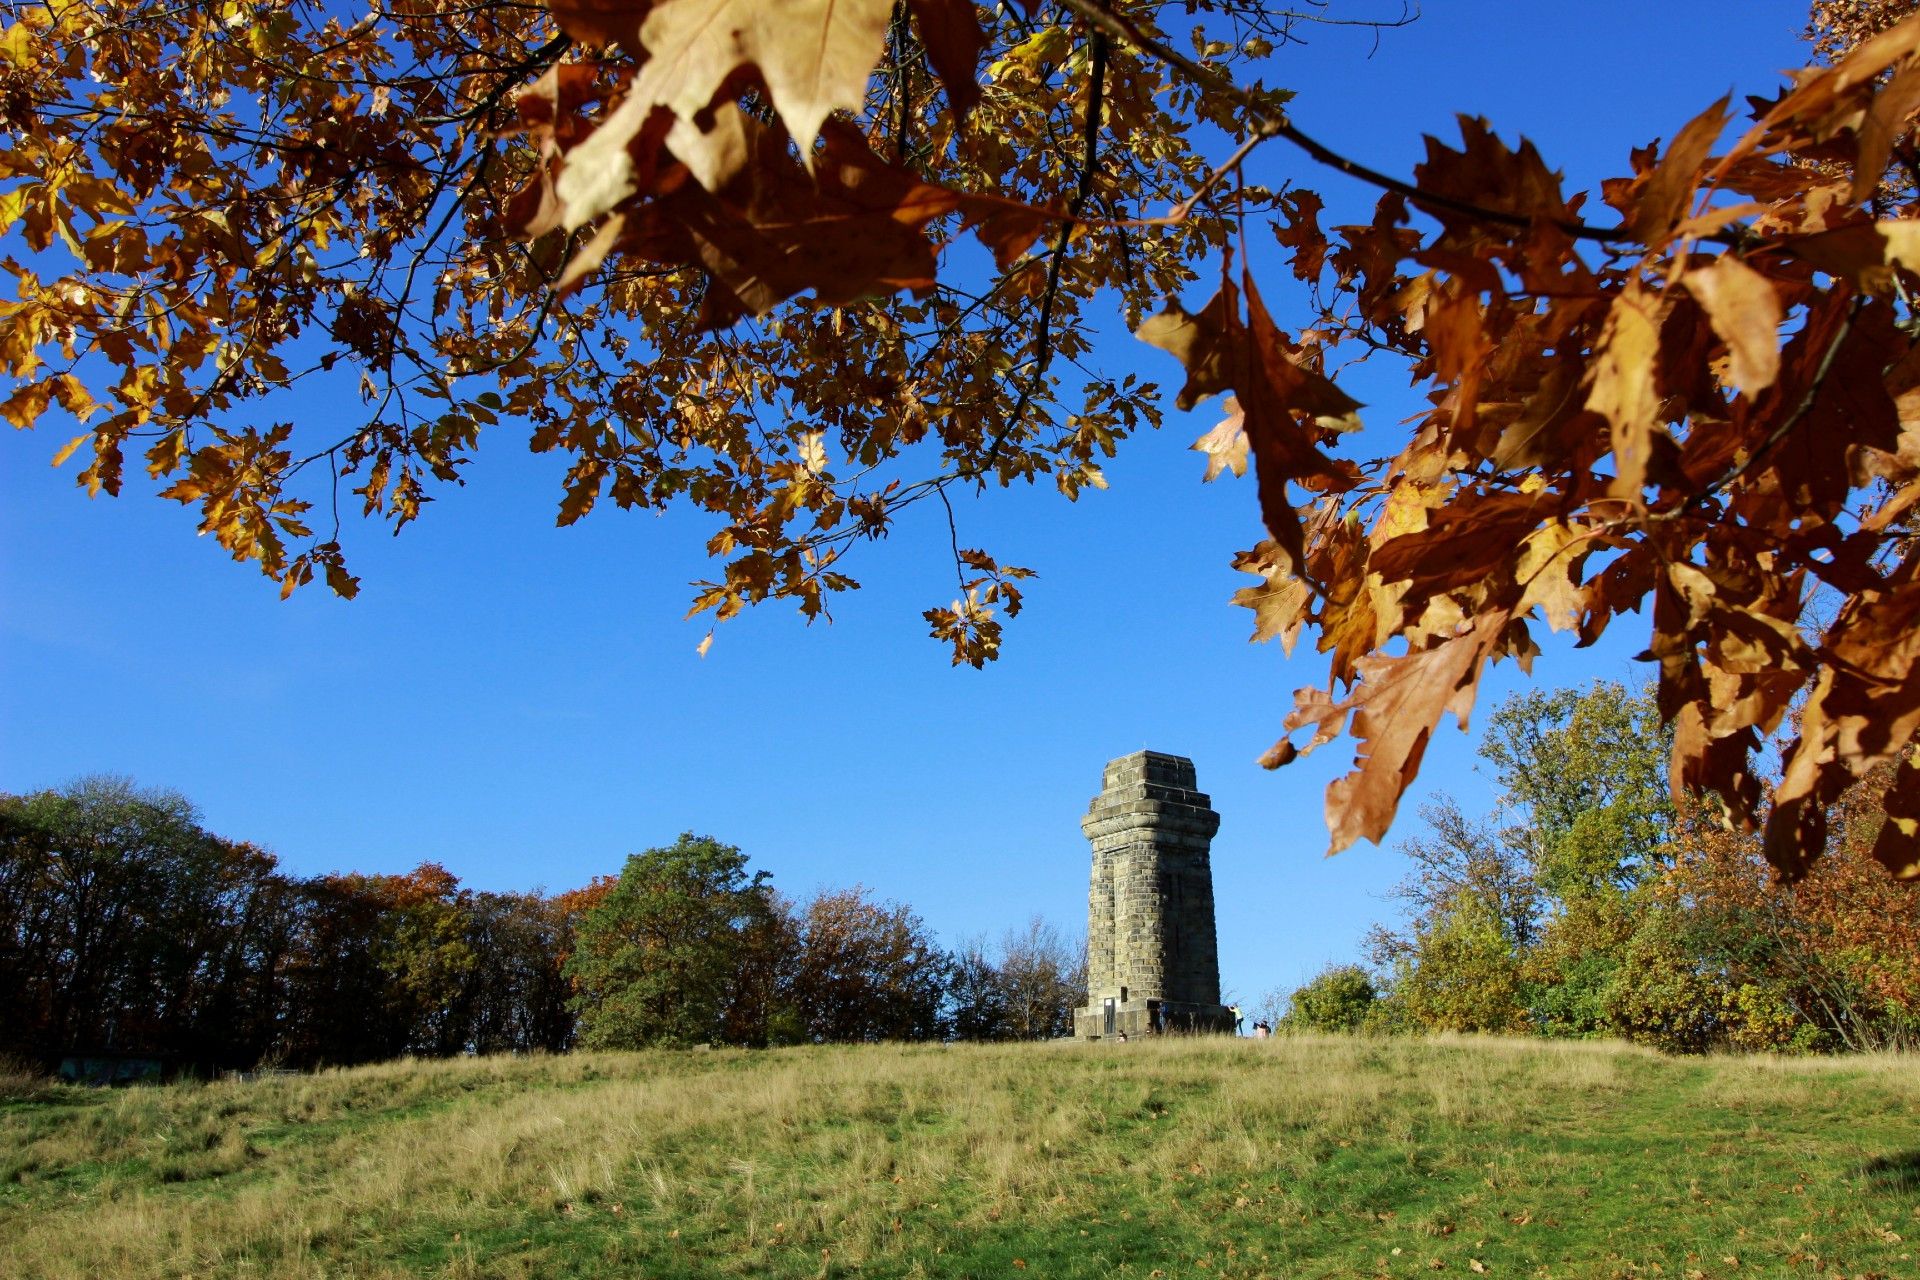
[3,1036,1917,1279]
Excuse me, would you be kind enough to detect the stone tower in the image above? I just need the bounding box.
[1073,751,1233,1039]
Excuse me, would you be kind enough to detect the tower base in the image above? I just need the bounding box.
[1074,997,1234,1040]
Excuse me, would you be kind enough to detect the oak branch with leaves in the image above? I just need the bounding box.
[4,0,1917,879]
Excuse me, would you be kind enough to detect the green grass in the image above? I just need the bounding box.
[2,1035,1917,1278]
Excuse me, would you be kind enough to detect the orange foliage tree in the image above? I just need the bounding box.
[1650,764,1920,1051]
[787,885,949,1042]
[6,0,1919,874]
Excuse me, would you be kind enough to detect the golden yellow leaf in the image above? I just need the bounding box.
[0,22,32,67]
[1683,255,1782,397]
[1372,480,1439,546]
[1,380,54,429]
[50,431,90,467]
[1192,397,1249,482]
[1515,521,1587,633]
[798,430,829,474]
[0,185,31,238]
[636,0,892,161]
[1586,281,1664,500]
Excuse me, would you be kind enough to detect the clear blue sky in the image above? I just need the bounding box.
[1,1,1811,1008]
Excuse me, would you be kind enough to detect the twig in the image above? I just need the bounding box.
[1053,0,1740,250]
[936,481,968,595]
[1172,128,1276,221]
[978,29,1108,479]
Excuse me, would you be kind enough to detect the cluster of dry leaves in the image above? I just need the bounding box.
[2,0,1916,876]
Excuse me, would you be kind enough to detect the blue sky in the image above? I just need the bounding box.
[2,1,1812,1008]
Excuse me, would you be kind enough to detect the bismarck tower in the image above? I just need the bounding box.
[1073,751,1233,1039]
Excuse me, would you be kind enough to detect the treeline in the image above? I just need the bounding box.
[563,834,1084,1049]
[1274,683,1920,1054]
[0,782,1083,1072]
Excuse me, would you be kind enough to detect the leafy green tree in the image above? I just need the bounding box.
[1367,794,1539,1036]
[1597,903,1726,1055]
[1383,894,1527,1035]
[1479,683,1674,900]
[1281,964,1377,1033]
[566,834,779,1049]
[1374,682,1676,1040]
[0,777,291,1068]
[1517,891,1636,1040]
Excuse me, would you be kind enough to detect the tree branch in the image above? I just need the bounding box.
[977,29,1108,480]
[1053,0,1738,250]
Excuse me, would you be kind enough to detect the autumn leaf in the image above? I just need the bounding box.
[0,379,54,428]
[1683,255,1783,396]
[634,0,893,159]
[1629,95,1729,242]
[1514,520,1590,634]
[1854,58,1920,202]
[1231,541,1309,652]
[907,0,984,116]
[545,0,643,49]
[1871,752,1920,878]
[1371,479,1440,547]
[1369,491,1547,599]
[1273,190,1328,281]
[1135,284,1242,411]
[1316,611,1509,854]
[1586,281,1664,500]
[1192,397,1249,481]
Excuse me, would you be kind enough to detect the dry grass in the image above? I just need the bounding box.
[3,1036,1917,1279]
[0,1056,56,1105]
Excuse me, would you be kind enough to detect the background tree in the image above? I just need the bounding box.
[1280,963,1378,1033]
[1385,796,1541,952]
[939,917,1085,1040]
[991,915,1086,1040]
[721,887,802,1047]
[1330,671,1920,1052]
[0,777,291,1069]
[448,889,576,1055]
[1371,683,1686,1040]
[1516,891,1638,1041]
[275,863,480,1064]
[787,886,949,1043]
[566,833,779,1048]
[1479,685,1675,900]
[11,0,1919,874]
[1647,773,1920,1052]
[944,937,1012,1041]
[1379,894,1527,1035]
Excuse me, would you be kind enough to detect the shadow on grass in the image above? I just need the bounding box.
[1861,1151,1920,1193]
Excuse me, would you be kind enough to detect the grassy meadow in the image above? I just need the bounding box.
[2,1035,1917,1279]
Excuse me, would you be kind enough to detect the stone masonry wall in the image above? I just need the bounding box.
[1075,751,1231,1038]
